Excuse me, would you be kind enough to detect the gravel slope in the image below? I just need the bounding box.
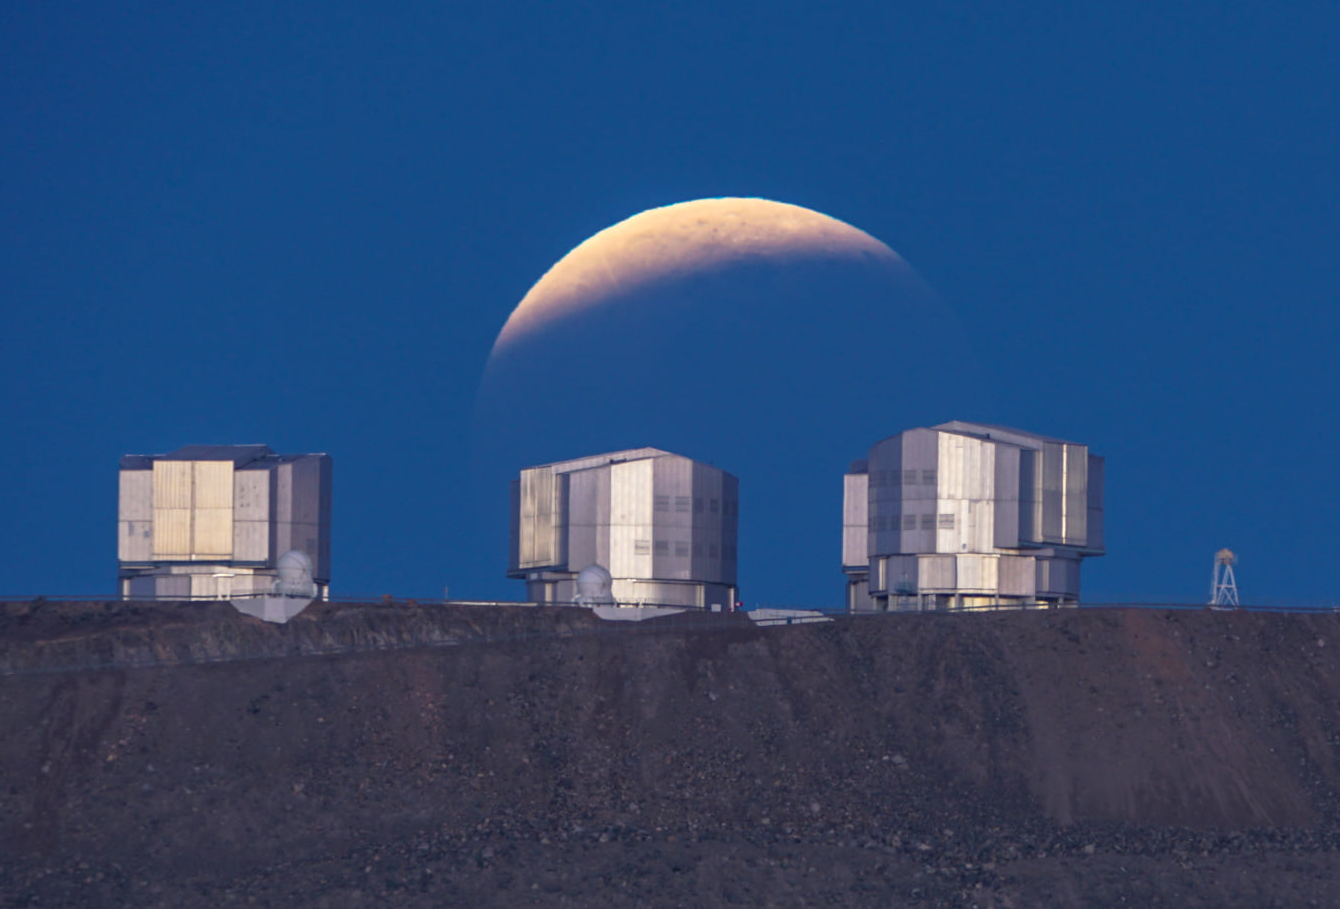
[2,600,1338,907]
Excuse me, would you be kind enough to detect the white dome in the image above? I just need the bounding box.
[274,550,316,597]
[575,564,613,603]
[277,549,313,572]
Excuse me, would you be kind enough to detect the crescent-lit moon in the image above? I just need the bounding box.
[492,197,904,355]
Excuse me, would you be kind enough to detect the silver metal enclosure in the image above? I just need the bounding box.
[843,422,1104,611]
[118,445,332,600]
[509,448,739,609]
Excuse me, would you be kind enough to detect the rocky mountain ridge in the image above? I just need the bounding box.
[2,599,1338,907]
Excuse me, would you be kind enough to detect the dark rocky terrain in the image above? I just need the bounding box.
[2,598,1339,907]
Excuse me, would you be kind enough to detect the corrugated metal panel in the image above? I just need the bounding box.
[272,457,333,578]
[903,429,939,500]
[152,461,194,559]
[274,461,294,524]
[553,473,568,568]
[842,472,868,569]
[232,467,271,562]
[119,470,152,521]
[609,578,638,604]
[233,468,270,520]
[931,433,991,555]
[233,521,270,562]
[1036,557,1081,598]
[127,576,157,598]
[1040,442,1065,543]
[689,460,733,585]
[193,507,233,558]
[155,575,191,598]
[567,468,601,528]
[314,455,332,582]
[516,465,558,569]
[870,555,887,593]
[1036,558,1051,596]
[287,456,325,526]
[937,433,966,499]
[999,555,1036,597]
[955,554,998,593]
[119,520,153,562]
[565,466,608,570]
[190,574,215,599]
[153,508,192,557]
[524,467,554,566]
[992,445,1020,549]
[899,430,939,554]
[877,555,918,596]
[719,470,739,584]
[153,461,193,509]
[866,433,907,557]
[648,457,686,581]
[842,525,867,573]
[230,573,273,597]
[119,469,155,562]
[609,458,653,579]
[936,498,996,556]
[192,461,234,509]
[1018,448,1039,543]
[273,521,293,564]
[594,468,612,569]
[1063,443,1088,546]
[921,554,956,590]
[654,456,693,529]
[1064,559,1082,598]
[191,460,234,559]
[628,580,700,608]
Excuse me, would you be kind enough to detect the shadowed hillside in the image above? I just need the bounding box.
[3,600,1339,907]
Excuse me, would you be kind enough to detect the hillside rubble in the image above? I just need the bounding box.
[2,600,1339,907]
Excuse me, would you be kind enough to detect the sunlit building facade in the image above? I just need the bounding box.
[118,445,332,600]
[509,448,738,609]
[843,422,1104,611]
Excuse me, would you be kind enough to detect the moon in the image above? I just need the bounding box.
[473,197,988,606]
[493,198,903,355]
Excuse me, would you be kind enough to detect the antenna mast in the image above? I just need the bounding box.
[1210,548,1239,607]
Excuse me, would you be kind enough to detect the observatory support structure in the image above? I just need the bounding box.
[1210,548,1240,607]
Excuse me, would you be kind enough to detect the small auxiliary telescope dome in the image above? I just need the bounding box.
[275,550,317,598]
[574,564,614,605]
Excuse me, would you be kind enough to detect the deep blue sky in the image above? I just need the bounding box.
[2,2,1336,605]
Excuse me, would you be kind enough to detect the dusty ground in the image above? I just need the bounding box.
[2,600,1339,907]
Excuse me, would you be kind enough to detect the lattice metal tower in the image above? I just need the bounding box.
[1210,548,1239,607]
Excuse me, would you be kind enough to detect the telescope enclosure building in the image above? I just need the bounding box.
[843,422,1104,611]
[509,448,738,609]
[118,445,332,600]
